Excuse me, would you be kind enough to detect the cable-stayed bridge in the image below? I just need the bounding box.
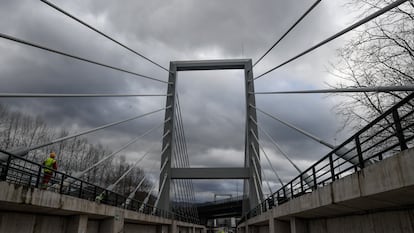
[1,1,414,233]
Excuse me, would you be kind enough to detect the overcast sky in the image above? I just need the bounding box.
[0,0,370,202]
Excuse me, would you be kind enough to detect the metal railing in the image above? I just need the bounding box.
[240,92,414,223]
[0,152,199,224]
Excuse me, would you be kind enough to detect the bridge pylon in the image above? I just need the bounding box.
[158,59,264,215]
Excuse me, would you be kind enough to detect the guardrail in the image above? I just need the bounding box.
[240,92,414,224]
[0,151,199,224]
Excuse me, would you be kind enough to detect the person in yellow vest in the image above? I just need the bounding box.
[41,152,58,189]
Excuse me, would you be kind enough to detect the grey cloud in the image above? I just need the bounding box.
[0,0,356,202]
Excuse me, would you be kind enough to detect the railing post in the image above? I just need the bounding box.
[105,190,109,204]
[29,175,33,186]
[392,110,408,150]
[0,153,12,181]
[312,166,317,190]
[300,174,304,193]
[138,201,142,212]
[329,154,335,181]
[267,196,271,209]
[60,173,65,194]
[355,136,364,169]
[78,181,83,198]
[277,191,280,205]
[93,186,97,199]
[36,165,42,188]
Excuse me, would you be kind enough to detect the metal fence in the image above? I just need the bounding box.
[240,92,414,223]
[0,152,199,224]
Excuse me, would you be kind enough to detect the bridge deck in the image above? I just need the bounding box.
[0,181,205,233]
[238,148,414,233]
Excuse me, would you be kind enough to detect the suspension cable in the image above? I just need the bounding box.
[250,144,264,204]
[175,94,199,219]
[0,32,168,84]
[253,85,414,94]
[73,119,168,178]
[253,0,322,68]
[250,129,284,186]
[153,173,168,212]
[173,115,196,218]
[41,0,171,73]
[139,180,159,211]
[171,136,187,215]
[106,144,157,192]
[19,107,169,155]
[250,116,301,173]
[124,159,159,207]
[151,157,170,209]
[252,105,335,148]
[260,162,273,195]
[173,139,192,217]
[253,0,410,81]
[139,156,169,211]
[0,93,171,98]
[124,176,146,207]
[172,111,192,217]
[250,143,265,190]
[252,105,361,165]
[96,144,158,202]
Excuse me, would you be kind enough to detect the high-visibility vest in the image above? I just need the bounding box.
[44,158,56,173]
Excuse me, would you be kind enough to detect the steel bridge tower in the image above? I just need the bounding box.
[158,59,263,215]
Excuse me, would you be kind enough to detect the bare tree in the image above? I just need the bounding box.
[331,0,414,130]
[0,104,154,198]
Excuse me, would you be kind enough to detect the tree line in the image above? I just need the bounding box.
[0,104,153,199]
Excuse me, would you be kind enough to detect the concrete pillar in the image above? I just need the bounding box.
[269,218,275,233]
[170,220,177,233]
[66,215,88,233]
[290,218,307,233]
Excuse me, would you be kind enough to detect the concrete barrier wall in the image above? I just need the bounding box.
[0,210,201,233]
[240,209,414,233]
[0,180,206,233]
[238,148,414,233]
